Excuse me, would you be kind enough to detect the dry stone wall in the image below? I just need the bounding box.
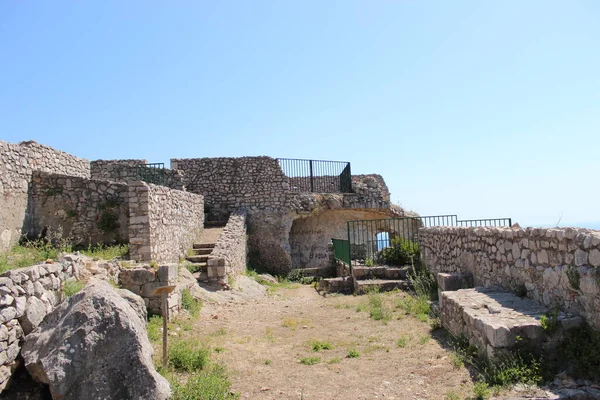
[0,254,119,393]
[128,182,204,263]
[0,141,90,251]
[119,264,180,316]
[26,172,130,246]
[91,159,185,190]
[207,209,247,282]
[420,226,600,329]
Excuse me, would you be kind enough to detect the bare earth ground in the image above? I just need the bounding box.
[190,284,475,400]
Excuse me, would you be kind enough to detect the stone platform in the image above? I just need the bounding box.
[440,287,582,358]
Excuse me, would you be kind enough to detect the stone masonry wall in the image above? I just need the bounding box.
[0,254,120,392]
[25,172,129,247]
[128,182,204,263]
[0,140,90,251]
[207,209,247,282]
[420,226,600,329]
[118,264,180,317]
[91,159,185,190]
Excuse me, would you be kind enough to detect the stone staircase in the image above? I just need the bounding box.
[352,265,410,294]
[186,243,215,282]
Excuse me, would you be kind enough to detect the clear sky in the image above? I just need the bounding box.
[1,1,599,228]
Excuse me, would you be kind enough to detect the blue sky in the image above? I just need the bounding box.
[1,1,599,228]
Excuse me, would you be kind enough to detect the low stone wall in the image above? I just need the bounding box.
[118,265,179,316]
[128,182,204,263]
[0,140,90,251]
[420,226,600,329]
[207,209,247,282]
[0,254,119,393]
[25,172,130,246]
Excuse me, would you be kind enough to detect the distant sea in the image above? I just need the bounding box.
[537,222,600,230]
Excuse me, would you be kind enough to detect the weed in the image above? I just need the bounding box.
[450,353,464,369]
[419,334,431,345]
[81,244,129,260]
[210,328,228,337]
[169,364,239,400]
[365,258,375,267]
[66,209,78,218]
[214,347,226,353]
[539,308,558,333]
[264,328,275,343]
[264,360,272,365]
[181,288,202,317]
[366,291,392,323]
[408,266,438,300]
[299,356,320,365]
[346,349,360,358]
[227,274,235,287]
[445,392,461,400]
[0,230,72,273]
[286,269,305,282]
[566,266,581,292]
[282,318,310,330]
[62,279,84,298]
[395,294,430,322]
[147,315,162,342]
[558,322,600,379]
[472,381,491,400]
[169,339,211,372]
[310,340,333,352]
[396,336,408,348]
[149,260,158,268]
[327,357,342,364]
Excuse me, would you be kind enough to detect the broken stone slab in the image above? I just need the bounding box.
[22,280,170,400]
[440,287,560,358]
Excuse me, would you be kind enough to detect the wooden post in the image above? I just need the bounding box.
[152,285,176,370]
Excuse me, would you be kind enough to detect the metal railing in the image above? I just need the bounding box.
[137,163,167,186]
[277,158,352,193]
[340,215,513,268]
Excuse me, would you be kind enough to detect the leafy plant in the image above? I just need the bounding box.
[566,266,581,292]
[169,339,211,372]
[380,237,420,266]
[310,340,333,352]
[286,269,305,282]
[472,381,491,400]
[346,349,360,358]
[170,364,239,400]
[539,308,558,333]
[396,336,408,348]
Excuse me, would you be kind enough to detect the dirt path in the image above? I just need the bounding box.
[191,284,474,400]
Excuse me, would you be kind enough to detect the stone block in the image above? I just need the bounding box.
[157,265,178,285]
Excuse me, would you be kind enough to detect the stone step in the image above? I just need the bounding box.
[354,279,409,294]
[318,277,354,294]
[185,255,210,263]
[440,287,583,358]
[352,266,409,281]
[296,266,335,278]
[192,248,213,256]
[192,270,209,282]
[193,243,216,249]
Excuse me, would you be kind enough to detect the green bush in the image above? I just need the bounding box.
[169,339,211,372]
[286,269,305,282]
[380,237,419,266]
[310,340,333,351]
[558,323,600,379]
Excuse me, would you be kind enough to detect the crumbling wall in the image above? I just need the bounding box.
[26,172,129,246]
[0,141,90,251]
[420,226,600,329]
[118,264,179,316]
[128,182,204,263]
[207,209,247,282]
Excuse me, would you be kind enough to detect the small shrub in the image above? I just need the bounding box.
[169,339,210,372]
[346,349,360,358]
[62,280,84,298]
[367,291,392,323]
[286,269,305,282]
[540,308,558,333]
[450,353,464,369]
[396,295,430,321]
[566,266,581,292]
[445,392,461,400]
[380,237,419,266]
[365,258,375,267]
[310,340,333,352]
[181,288,202,317]
[558,322,600,379]
[299,356,320,365]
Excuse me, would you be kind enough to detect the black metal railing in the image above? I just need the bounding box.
[341,215,513,268]
[277,158,352,193]
[137,163,167,186]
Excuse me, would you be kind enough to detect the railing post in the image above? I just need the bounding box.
[309,160,314,192]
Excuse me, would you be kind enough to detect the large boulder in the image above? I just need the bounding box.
[21,280,170,400]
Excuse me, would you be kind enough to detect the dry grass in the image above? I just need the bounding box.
[179,285,475,399]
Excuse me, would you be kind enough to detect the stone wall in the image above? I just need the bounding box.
[25,172,130,246]
[420,226,600,329]
[91,159,185,190]
[0,254,120,392]
[171,156,290,218]
[207,209,247,282]
[128,182,204,263]
[118,265,180,317]
[0,141,90,251]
